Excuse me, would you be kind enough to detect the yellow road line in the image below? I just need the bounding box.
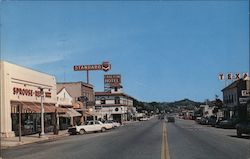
[161,122,171,159]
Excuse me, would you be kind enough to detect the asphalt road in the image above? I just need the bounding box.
[2,118,250,159]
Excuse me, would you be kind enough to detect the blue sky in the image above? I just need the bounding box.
[1,1,249,102]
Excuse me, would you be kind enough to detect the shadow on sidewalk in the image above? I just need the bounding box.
[228,135,250,139]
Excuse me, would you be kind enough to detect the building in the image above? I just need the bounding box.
[95,87,134,123]
[57,82,95,124]
[222,78,250,120]
[199,105,215,117]
[0,61,65,137]
[56,87,81,130]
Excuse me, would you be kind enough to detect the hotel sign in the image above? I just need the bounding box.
[74,61,111,72]
[104,74,121,84]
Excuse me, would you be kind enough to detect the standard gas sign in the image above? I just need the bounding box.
[74,61,111,72]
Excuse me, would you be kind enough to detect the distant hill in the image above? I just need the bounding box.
[168,98,204,107]
[134,98,204,113]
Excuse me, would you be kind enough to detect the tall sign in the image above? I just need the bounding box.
[104,74,121,92]
[73,61,111,83]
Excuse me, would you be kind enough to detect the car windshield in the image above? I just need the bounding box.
[1,1,249,159]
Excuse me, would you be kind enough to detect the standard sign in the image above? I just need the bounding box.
[74,61,111,72]
[242,90,250,97]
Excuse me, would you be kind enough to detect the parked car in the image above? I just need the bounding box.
[195,117,202,123]
[167,116,175,122]
[217,118,240,129]
[199,117,209,125]
[139,117,150,121]
[207,116,217,126]
[104,120,121,128]
[68,120,113,135]
[236,122,250,137]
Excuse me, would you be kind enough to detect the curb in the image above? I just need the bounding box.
[1,134,69,149]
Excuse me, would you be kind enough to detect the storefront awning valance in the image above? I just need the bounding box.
[11,102,67,114]
[59,108,82,118]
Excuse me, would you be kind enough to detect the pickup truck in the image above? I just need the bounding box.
[68,120,113,135]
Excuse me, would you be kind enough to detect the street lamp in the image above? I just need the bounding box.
[39,87,45,137]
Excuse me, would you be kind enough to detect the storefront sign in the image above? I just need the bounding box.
[13,87,51,98]
[74,61,111,72]
[242,90,250,97]
[239,97,250,104]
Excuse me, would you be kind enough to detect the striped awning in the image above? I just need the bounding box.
[11,101,67,114]
[59,108,82,117]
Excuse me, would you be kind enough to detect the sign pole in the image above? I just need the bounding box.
[87,70,89,84]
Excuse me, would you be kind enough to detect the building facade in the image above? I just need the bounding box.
[95,87,134,123]
[57,82,95,124]
[0,61,64,137]
[222,78,250,120]
[56,88,81,129]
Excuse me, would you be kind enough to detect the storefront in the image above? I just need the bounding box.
[0,61,64,137]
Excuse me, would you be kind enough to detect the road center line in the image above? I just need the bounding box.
[161,122,170,159]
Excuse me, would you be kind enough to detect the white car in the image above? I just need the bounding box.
[104,120,121,128]
[68,120,113,135]
[139,117,150,121]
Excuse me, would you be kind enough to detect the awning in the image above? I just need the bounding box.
[11,101,67,114]
[59,108,82,117]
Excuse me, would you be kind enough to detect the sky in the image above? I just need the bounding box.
[0,1,249,102]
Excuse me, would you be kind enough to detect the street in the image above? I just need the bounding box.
[2,118,250,159]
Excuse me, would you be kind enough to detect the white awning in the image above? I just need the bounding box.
[59,108,82,117]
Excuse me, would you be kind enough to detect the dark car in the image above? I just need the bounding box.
[217,118,240,129]
[236,122,250,137]
[199,117,209,125]
[208,116,217,126]
[167,116,175,122]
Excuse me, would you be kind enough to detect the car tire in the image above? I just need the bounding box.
[101,127,106,132]
[79,129,85,135]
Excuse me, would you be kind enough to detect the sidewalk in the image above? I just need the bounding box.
[1,130,69,149]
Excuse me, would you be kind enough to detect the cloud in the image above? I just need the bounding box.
[4,53,64,67]
[135,81,147,88]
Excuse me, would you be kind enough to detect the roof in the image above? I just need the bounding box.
[221,79,244,92]
[95,104,131,107]
[95,92,135,100]
[57,81,93,88]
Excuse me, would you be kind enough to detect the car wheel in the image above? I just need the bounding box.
[79,129,85,135]
[101,127,106,132]
[237,129,242,137]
